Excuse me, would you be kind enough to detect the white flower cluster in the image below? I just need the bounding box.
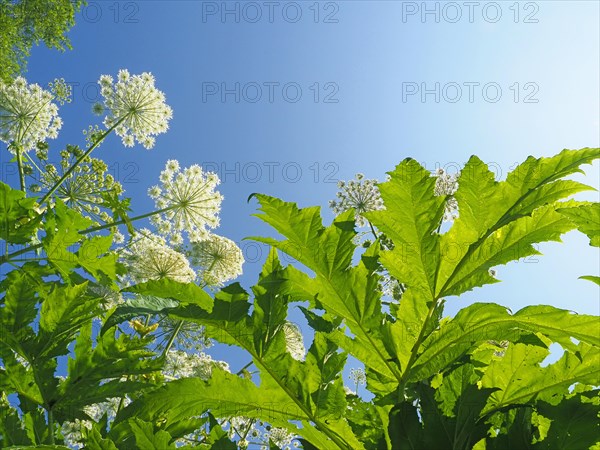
[349,367,367,387]
[163,349,230,379]
[329,173,384,227]
[149,160,222,243]
[99,70,172,149]
[121,229,196,284]
[188,234,244,287]
[268,427,299,449]
[282,322,305,361]
[39,148,123,221]
[227,418,298,450]
[87,284,124,311]
[379,273,404,301]
[61,398,127,449]
[433,168,459,221]
[0,77,62,152]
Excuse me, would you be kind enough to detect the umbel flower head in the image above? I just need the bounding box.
[282,322,305,361]
[121,229,196,284]
[38,145,123,221]
[99,69,172,149]
[163,349,230,380]
[188,233,244,286]
[149,160,223,242]
[0,77,62,152]
[433,168,459,221]
[329,173,385,227]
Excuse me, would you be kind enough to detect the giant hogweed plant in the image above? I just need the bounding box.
[0,72,599,449]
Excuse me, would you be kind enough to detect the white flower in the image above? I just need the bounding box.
[122,229,196,284]
[282,322,305,361]
[61,398,126,448]
[113,230,125,244]
[349,367,367,386]
[87,284,124,311]
[149,161,223,242]
[99,70,172,149]
[61,419,92,449]
[0,77,62,152]
[164,349,229,379]
[188,234,244,286]
[267,427,296,449]
[329,174,384,227]
[434,168,459,221]
[379,273,404,301]
[165,159,179,172]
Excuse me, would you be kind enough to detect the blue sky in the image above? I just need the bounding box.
[4,1,599,374]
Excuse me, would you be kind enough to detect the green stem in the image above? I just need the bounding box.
[0,205,175,266]
[84,205,174,234]
[162,320,184,357]
[367,220,379,240]
[235,360,253,376]
[397,297,441,400]
[15,145,26,192]
[39,117,125,205]
[48,409,55,444]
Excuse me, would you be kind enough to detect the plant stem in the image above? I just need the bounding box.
[83,206,174,234]
[235,360,253,376]
[162,320,184,357]
[367,220,379,240]
[48,409,55,444]
[39,117,125,205]
[15,146,26,192]
[0,206,175,266]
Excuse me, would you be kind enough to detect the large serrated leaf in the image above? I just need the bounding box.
[481,342,600,414]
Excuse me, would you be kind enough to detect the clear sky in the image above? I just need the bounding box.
[5,1,599,373]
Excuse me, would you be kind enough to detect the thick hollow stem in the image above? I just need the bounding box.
[0,205,175,265]
[39,117,126,205]
[48,409,55,444]
[15,146,26,192]
[162,320,184,357]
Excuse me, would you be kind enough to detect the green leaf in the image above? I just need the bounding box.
[164,252,363,449]
[55,323,160,421]
[0,181,41,244]
[82,426,119,450]
[0,401,32,447]
[115,418,177,449]
[385,402,423,450]
[124,279,213,312]
[42,199,93,277]
[535,392,600,449]
[365,157,446,298]
[481,342,600,414]
[0,263,51,350]
[435,149,599,298]
[558,203,600,247]
[411,303,600,381]
[101,295,179,335]
[200,414,236,449]
[438,201,578,298]
[112,370,304,435]
[37,282,99,359]
[250,198,401,395]
[579,275,600,285]
[77,234,119,282]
